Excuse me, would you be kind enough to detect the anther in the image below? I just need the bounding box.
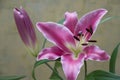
[88,40,97,42]
[86,28,91,33]
[73,36,80,41]
[81,43,88,46]
[86,26,93,35]
[90,26,93,34]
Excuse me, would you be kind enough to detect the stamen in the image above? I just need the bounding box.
[86,28,90,33]
[90,26,93,34]
[73,36,80,41]
[86,26,93,35]
[88,40,97,42]
[81,43,88,46]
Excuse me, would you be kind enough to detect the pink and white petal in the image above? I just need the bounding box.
[37,46,65,61]
[75,9,107,41]
[84,45,110,61]
[36,22,75,52]
[61,53,86,80]
[63,12,78,33]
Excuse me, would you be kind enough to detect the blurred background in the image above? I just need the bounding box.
[0,0,120,80]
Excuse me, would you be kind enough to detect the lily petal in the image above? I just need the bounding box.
[61,53,86,80]
[63,12,78,33]
[36,22,75,52]
[75,9,107,41]
[37,46,65,61]
[84,45,110,61]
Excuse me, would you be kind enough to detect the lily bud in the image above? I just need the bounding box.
[14,7,38,56]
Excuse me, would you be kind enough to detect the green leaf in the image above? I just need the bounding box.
[86,70,120,80]
[100,16,119,24]
[0,75,26,80]
[109,43,120,73]
[50,61,62,80]
[58,18,64,24]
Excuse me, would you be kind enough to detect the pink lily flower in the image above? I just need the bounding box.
[14,7,37,48]
[36,9,110,80]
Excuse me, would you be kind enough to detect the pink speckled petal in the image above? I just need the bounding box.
[36,22,75,52]
[61,53,86,80]
[75,9,107,41]
[37,46,65,61]
[63,12,78,33]
[84,45,110,61]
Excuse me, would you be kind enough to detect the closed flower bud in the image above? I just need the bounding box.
[14,7,38,56]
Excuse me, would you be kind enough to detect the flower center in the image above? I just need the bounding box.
[70,27,97,58]
[72,32,86,57]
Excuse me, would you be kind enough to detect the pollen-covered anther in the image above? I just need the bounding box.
[88,40,97,42]
[86,26,93,35]
[73,36,80,41]
[81,43,88,46]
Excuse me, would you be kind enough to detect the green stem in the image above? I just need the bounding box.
[41,38,47,49]
[32,67,37,80]
[42,39,63,79]
[45,63,63,80]
[32,38,47,80]
[84,61,87,80]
